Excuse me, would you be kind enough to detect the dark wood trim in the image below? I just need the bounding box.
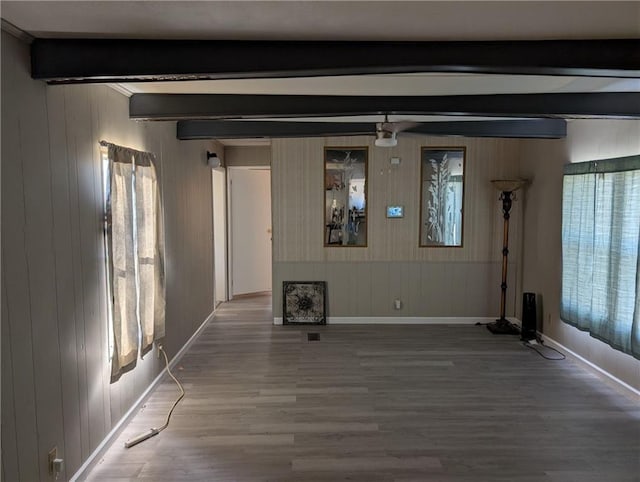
[31,39,640,82]
[133,93,640,120]
[178,121,373,139]
[177,119,567,140]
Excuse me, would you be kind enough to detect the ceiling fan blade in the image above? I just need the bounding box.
[389,121,421,133]
[380,121,421,133]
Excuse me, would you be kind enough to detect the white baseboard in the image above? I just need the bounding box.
[538,332,640,399]
[70,309,216,482]
[273,316,513,325]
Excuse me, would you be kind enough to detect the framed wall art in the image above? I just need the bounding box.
[420,147,465,247]
[283,281,327,325]
[324,147,368,247]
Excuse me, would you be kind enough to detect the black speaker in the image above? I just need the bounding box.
[521,292,537,340]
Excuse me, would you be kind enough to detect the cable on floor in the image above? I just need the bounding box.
[523,340,566,360]
[124,345,186,448]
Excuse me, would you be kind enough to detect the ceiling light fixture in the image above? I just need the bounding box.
[375,129,398,147]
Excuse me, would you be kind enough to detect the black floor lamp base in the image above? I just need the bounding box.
[487,319,520,335]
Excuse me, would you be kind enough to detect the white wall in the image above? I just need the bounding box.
[1,31,219,481]
[520,120,640,392]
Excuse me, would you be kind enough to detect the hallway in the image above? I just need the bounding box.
[86,294,640,481]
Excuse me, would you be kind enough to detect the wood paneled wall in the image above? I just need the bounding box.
[520,120,640,392]
[271,136,524,318]
[1,32,219,481]
[224,145,271,167]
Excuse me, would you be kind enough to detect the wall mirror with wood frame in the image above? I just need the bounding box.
[324,147,368,247]
[420,147,465,247]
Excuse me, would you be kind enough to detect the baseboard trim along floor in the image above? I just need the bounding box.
[539,332,640,400]
[70,309,217,482]
[273,316,510,325]
[272,316,638,400]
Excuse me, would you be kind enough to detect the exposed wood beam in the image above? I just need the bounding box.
[178,121,373,139]
[31,39,640,83]
[176,119,567,140]
[131,93,640,121]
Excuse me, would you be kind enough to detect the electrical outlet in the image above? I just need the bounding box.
[48,447,57,476]
[48,447,64,479]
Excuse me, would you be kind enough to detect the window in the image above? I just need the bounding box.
[561,155,640,360]
[102,141,166,382]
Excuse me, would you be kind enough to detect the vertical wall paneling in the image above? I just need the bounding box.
[90,86,112,443]
[46,84,82,478]
[1,274,19,482]
[271,136,522,319]
[1,31,217,481]
[224,145,271,167]
[520,121,640,391]
[62,84,92,464]
[70,84,105,452]
[2,33,43,481]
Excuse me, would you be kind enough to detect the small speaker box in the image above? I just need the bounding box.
[521,292,537,341]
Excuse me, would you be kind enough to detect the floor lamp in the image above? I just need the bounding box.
[487,179,528,335]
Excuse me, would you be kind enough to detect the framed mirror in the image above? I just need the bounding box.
[420,147,465,247]
[324,147,368,247]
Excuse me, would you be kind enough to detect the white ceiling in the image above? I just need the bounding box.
[3,1,639,41]
[113,74,640,97]
[3,1,638,144]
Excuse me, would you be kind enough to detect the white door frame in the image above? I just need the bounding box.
[211,167,228,306]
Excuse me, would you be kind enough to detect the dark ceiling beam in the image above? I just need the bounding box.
[131,93,640,121]
[178,121,374,139]
[176,119,567,140]
[31,39,640,83]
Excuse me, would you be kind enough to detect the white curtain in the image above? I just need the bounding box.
[107,143,165,382]
[561,156,640,360]
[135,160,165,356]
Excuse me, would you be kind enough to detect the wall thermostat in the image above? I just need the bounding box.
[386,206,404,218]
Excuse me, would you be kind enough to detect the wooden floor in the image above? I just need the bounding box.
[86,294,640,481]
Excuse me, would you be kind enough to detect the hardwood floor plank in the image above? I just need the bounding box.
[292,455,442,471]
[86,293,640,481]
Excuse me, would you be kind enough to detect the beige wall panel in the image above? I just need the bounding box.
[1,31,217,481]
[46,84,84,475]
[224,145,271,167]
[273,261,515,318]
[273,136,521,263]
[1,277,19,480]
[520,120,640,391]
[1,33,52,481]
[272,135,523,320]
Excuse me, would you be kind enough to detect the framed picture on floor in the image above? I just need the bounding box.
[283,281,327,325]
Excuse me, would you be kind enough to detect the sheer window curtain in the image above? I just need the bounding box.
[561,156,640,360]
[105,143,166,382]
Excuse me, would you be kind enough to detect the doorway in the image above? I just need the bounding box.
[228,167,272,297]
[212,168,228,306]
